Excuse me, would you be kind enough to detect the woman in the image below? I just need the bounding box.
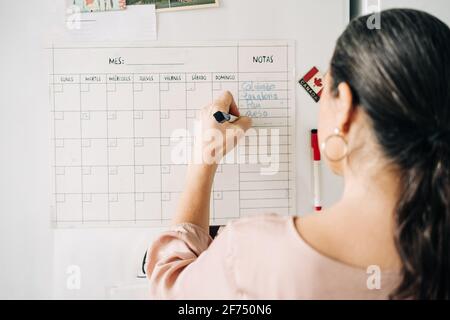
[146,9,450,299]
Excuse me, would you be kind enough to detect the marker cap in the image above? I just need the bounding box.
[311,129,321,161]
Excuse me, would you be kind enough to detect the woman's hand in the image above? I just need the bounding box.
[192,91,252,167]
[172,91,252,230]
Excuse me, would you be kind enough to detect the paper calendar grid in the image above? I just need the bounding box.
[49,41,296,227]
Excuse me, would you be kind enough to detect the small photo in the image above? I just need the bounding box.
[126,0,170,10]
[71,0,127,13]
[126,0,218,12]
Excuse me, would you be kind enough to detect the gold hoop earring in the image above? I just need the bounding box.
[320,127,349,162]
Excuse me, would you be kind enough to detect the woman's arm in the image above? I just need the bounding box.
[171,91,252,232]
[172,164,216,231]
[146,91,251,298]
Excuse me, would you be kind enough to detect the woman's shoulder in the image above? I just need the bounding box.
[225,213,294,235]
[215,214,322,298]
[218,213,298,253]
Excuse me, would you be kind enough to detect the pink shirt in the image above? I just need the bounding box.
[146,214,400,299]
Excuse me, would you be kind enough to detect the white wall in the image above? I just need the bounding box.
[0,0,54,299]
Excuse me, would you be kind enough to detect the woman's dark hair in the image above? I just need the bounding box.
[330,9,450,299]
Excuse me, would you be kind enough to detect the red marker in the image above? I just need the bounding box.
[311,129,322,211]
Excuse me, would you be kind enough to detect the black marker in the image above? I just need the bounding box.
[213,111,239,124]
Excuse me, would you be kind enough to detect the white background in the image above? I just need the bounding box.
[1,0,448,299]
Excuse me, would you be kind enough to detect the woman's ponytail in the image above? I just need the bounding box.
[391,133,450,299]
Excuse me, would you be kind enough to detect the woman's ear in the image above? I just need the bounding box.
[334,82,354,134]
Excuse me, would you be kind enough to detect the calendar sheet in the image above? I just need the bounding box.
[49,41,296,227]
